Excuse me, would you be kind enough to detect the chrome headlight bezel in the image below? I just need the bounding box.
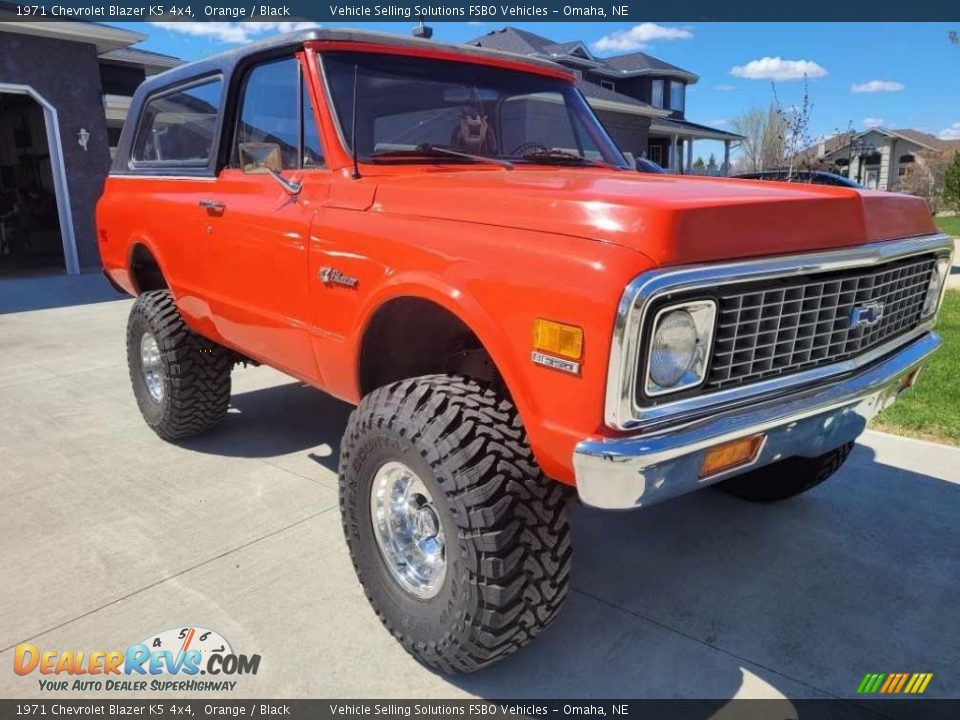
[921,256,951,318]
[643,299,717,397]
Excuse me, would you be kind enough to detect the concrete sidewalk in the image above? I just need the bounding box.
[1,274,958,706]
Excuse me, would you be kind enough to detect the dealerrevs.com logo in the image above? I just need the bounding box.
[14,626,261,693]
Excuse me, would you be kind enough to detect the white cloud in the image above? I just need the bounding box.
[714,84,737,91]
[863,117,885,129]
[939,122,960,140]
[592,23,692,52]
[850,80,904,93]
[149,21,320,45]
[730,56,827,81]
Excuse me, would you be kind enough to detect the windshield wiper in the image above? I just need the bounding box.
[518,149,620,169]
[369,144,513,169]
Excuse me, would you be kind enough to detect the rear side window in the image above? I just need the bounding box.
[132,78,222,165]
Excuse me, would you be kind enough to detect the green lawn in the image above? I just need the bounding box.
[935,215,960,237]
[872,290,960,445]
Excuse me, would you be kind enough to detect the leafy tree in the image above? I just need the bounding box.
[900,149,954,215]
[707,153,718,171]
[943,151,960,213]
[693,156,706,171]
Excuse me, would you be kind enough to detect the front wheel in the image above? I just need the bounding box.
[715,442,854,502]
[339,375,572,674]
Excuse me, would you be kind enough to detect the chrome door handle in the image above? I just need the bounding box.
[199,200,225,212]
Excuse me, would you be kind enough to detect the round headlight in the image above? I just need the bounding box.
[649,310,699,388]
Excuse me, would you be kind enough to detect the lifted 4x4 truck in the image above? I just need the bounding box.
[97,30,953,673]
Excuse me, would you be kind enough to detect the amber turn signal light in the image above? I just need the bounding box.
[700,434,765,479]
[533,319,583,360]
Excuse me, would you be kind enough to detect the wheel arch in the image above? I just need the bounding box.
[354,279,541,448]
[127,239,170,294]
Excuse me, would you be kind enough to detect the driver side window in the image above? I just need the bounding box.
[235,57,325,170]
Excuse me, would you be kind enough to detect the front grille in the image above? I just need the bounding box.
[705,254,937,391]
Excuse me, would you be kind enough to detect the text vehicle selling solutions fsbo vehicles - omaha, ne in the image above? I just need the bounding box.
[96,28,954,673]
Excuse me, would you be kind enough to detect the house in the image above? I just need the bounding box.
[0,11,179,275]
[805,127,960,191]
[467,27,742,173]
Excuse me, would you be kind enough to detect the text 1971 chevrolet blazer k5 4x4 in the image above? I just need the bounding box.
[96,29,954,673]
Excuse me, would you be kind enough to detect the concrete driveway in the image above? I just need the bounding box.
[1,275,958,706]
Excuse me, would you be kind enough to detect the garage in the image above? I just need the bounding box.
[0,91,67,275]
[0,16,180,276]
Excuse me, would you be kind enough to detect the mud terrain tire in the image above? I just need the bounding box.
[127,290,232,440]
[339,374,571,674]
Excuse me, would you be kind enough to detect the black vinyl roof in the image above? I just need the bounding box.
[138,27,569,96]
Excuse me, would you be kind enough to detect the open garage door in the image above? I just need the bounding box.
[0,85,78,275]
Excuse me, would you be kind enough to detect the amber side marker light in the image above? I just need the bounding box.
[532,319,583,360]
[700,434,765,479]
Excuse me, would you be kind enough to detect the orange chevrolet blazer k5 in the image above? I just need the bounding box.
[96,29,953,673]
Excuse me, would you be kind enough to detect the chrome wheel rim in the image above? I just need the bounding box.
[370,461,447,599]
[139,332,164,403]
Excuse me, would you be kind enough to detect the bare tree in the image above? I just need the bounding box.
[772,76,814,176]
[731,106,787,173]
[950,30,959,45]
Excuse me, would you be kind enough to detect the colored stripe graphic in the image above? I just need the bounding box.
[857,672,933,694]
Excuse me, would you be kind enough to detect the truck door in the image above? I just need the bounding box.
[198,54,330,383]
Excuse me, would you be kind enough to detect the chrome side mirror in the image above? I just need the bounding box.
[238,142,300,195]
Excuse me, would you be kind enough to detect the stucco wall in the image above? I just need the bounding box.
[0,32,111,269]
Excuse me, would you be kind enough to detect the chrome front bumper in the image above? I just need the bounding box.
[574,332,941,510]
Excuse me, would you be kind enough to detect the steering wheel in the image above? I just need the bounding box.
[509,141,548,156]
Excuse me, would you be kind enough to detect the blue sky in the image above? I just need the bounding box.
[119,21,960,161]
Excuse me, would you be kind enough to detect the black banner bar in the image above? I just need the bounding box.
[1,0,959,22]
[2,700,960,720]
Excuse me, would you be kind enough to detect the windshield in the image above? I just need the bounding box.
[320,51,629,168]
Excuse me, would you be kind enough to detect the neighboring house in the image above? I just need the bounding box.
[803,127,960,191]
[467,27,742,172]
[0,11,179,275]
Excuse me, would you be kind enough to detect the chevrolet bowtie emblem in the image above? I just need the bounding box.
[849,301,884,329]
[318,267,359,289]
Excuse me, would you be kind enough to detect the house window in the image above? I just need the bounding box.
[669,81,685,112]
[648,144,663,166]
[600,79,616,91]
[899,154,915,164]
[651,79,664,108]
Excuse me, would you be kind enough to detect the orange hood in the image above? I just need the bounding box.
[369,169,938,267]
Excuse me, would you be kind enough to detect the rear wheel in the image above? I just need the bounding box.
[127,290,233,440]
[339,374,571,674]
[716,442,854,502]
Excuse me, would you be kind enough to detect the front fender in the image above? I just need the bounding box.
[311,213,656,484]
